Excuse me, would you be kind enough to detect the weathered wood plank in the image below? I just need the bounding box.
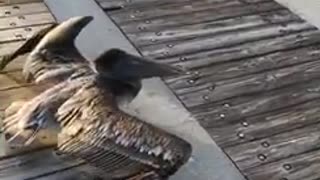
[225,121,320,170]
[195,78,320,129]
[128,9,301,47]
[0,12,54,31]
[168,44,320,92]
[0,24,53,44]
[0,148,85,180]
[0,41,27,57]
[166,30,320,95]
[0,2,49,18]
[207,98,320,148]
[141,21,313,59]
[97,0,237,10]
[110,0,242,23]
[175,53,320,109]
[244,149,320,180]
[115,1,283,33]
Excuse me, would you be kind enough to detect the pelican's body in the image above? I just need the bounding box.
[3,49,191,179]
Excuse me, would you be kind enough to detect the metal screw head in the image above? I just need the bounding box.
[12,5,20,9]
[241,121,249,127]
[187,79,195,84]
[179,57,187,61]
[10,22,16,26]
[130,14,136,18]
[261,141,270,148]
[224,103,231,108]
[145,20,151,24]
[15,34,23,38]
[283,164,292,171]
[18,15,25,20]
[155,32,162,36]
[237,132,245,139]
[4,11,11,15]
[203,95,209,101]
[257,154,267,161]
[24,27,32,32]
[167,44,174,48]
[219,114,226,119]
[138,26,146,31]
[208,85,216,91]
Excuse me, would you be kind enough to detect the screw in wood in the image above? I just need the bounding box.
[203,95,209,101]
[12,5,19,9]
[179,57,187,61]
[283,164,292,171]
[261,141,270,148]
[237,132,245,139]
[187,79,195,84]
[257,154,267,161]
[10,22,16,26]
[208,85,216,91]
[155,32,162,36]
[145,20,151,24]
[24,27,32,32]
[18,15,25,20]
[241,121,249,127]
[167,44,174,48]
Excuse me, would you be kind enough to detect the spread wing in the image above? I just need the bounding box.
[56,84,191,179]
[0,24,57,70]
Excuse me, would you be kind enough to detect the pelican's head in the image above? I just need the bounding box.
[92,48,184,99]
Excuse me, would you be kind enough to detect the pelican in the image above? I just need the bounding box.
[3,48,191,179]
[0,16,93,84]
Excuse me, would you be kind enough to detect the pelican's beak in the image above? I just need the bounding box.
[94,49,185,80]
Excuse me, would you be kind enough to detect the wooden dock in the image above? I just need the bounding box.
[1,0,320,179]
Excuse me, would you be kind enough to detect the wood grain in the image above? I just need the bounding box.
[0,2,49,18]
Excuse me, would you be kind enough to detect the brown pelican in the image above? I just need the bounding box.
[0,16,93,84]
[3,48,191,180]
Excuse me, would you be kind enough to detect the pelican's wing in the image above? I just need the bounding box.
[0,24,57,70]
[56,85,191,179]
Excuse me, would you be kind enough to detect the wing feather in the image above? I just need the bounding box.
[56,83,191,178]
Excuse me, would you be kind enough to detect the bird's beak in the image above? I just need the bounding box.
[95,49,185,80]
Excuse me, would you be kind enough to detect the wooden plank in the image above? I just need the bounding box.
[98,0,193,10]
[110,0,243,23]
[0,12,54,31]
[0,148,85,180]
[0,2,49,18]
[115,1,283,33]
[225,122,320,170]
[244,149,320,180]
[206,98,320,147]
[165,30,320,95]
[0,24,54,44]
[168,44,320,91]
[128,9,301,47]
[141,21,313,59]
[195,78,320,129]
[174,53,320,108]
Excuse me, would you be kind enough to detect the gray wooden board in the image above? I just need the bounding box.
[0,0,248,180]
[98,0,320,179]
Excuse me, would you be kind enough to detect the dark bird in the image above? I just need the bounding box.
[3,49,191,180]
[0,16,93,84]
